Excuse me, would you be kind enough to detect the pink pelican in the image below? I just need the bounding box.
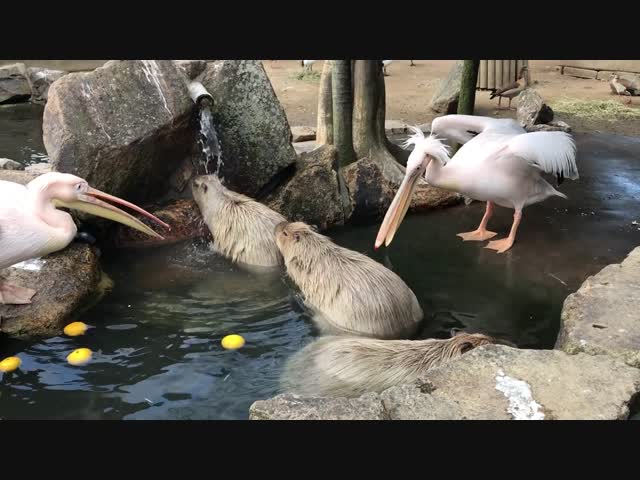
[0,172,170,304]
[375,114,578,253]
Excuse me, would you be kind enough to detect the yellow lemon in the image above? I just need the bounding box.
[0,356,21,373]
[221,334,245,350]
[64,321,88,337]
[67,348,93,366]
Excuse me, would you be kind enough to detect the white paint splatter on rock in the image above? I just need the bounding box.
[495,369,545,420]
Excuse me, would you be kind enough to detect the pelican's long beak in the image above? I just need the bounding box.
[54,188,170,239]
[374,168,423,249]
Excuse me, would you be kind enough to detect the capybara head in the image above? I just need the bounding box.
[191,175,225,206]
[450,329,517,354]
[191,175,286,268]
[275,221,320,255]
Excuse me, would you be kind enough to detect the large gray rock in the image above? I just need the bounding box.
[517,88,554,127]
[0,63,31,104]
[43,60,195,206]
[342,157,461,222]
[0,158,23,170]
[265,145,349,231]
[291,126,316,143]
[429,60,464,114]
[26,67,67,104]
[199,60,297,197]
[250,393,387,420]
[24,162,53,175]
[174,60,209,80]
[0,170,38,184]
[617,74,640,93]
[378,384,466,420]
[525,120,571,133]
[557,247,640,368]
[0,244,101,338]
[251,346,640,420]
[292,141,318,155]
[403,346,640,420]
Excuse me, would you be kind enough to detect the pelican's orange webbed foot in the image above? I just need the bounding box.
[458,201,497,242]
[485,237,515,253]
[485,209,522,254]
[457,229,498,242]
[0,282,36,305]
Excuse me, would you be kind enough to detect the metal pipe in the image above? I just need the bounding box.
[188,81,214,107]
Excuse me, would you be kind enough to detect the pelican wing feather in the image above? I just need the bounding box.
[430,114,525,145]
[506,131,579,180]
[0,181,50,269]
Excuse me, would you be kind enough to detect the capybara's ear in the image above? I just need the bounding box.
[459,342,474,354]
[450,327,464,337]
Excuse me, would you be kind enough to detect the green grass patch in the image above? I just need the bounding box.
[550,97,640,121]
[291,70,321,82]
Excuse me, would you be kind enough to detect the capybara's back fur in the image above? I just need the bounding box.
[282,333,505,397]
[275,221,423,339]
[192,175,286,268]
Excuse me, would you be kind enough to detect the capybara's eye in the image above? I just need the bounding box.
[282,231,288,237]
[203,184,208,193]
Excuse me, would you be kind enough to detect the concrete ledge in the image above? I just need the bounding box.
[563,67,598,79]
[558,61,640,74]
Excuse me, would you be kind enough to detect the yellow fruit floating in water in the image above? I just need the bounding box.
[221,334,245,350]
[67,348,93,366]
[64,321,88,337]
[0,356,21,373]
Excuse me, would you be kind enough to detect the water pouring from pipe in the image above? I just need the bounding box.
[189,81,223,176]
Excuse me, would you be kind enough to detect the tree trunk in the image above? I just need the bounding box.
[457,60,480,115]
[331,60,356,167]
[316,61,333,145]
[379,72,410,166]
[352,60,379,156]
[352,60,404,183]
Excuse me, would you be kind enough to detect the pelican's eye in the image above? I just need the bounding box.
[75,183,85,192]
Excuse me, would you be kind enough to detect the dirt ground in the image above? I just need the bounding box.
[263,60,640,137]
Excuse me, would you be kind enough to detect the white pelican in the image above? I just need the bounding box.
[0,172,169,304]
[375,115,578,253]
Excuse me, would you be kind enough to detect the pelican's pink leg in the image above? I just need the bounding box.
[457,201,498,242]
[0,280,36,305]
[485,209,522,253]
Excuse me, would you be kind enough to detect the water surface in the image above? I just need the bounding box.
[0,104,48,166]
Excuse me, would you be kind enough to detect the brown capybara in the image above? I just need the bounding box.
[275,221,423,339]
[192,175,286,268]
[281,331,515,397]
